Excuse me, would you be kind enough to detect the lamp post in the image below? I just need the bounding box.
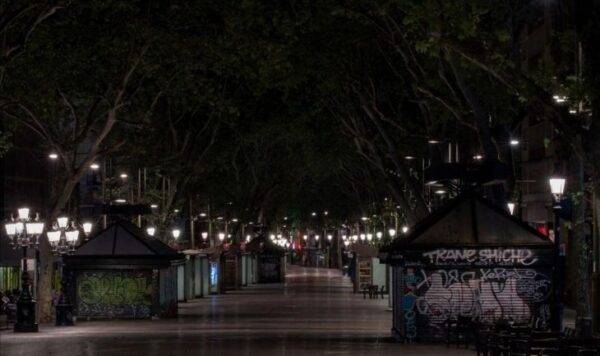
[46,216,91,326]
[549,176,566,332]
[4,208,45,332]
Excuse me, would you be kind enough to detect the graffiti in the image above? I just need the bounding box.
[422,248,538,266]
[401,266,551,341]
[77,270,154,319]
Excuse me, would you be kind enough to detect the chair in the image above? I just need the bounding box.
[445,316,471,348]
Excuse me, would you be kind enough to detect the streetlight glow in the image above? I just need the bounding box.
[18,208,30,221]
[388,228,396,237]
[48,153,58,160]
[401,225,409,234]
[57,216,69,229]
[82,222,93,235]
[201,232,208,240]
[509,139,520,146]
[146,226,156,236]
[171,229,181,239]
[507,202,516,215]
[549,177,566,198]
[90,163,100,170]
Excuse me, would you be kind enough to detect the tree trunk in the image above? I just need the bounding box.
[37,174,80,322]
[569,155,592,336]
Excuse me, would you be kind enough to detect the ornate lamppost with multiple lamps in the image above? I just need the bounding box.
[4,208,45,332]
[46,216,92,326]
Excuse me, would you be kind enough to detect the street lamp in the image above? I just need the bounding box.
[548,176,565,333]
[218,232,226,241]
[376,231,383,239]
[46,216,92,326]
[146,226,156,236]
[507,202,516,216]
[401,225,409,234]
[327,234,333,241]
[388,228,396,237]
[4,207,44,332]
[171,228,181,240]
[201,231,208,240]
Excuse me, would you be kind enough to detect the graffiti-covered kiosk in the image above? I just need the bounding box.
[384,194,554,342]
[64,219,184,320]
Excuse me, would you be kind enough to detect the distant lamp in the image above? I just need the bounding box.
[343,240,350,247]
[46,230,61,248]
[473,154,484,161]
[359,233,366,241]
[25,221,44,235]
[171,229,181,239]
[146,226,156,236]
[314,235,320,241]
[48,153,59,160]
[114,199,126,204]
[18,208,31,221]
[65,229,79,247]
[509,139,520,146]
[201,232,208,240]
[434,189,446,195]
[342,235,347,240]
[5,223,17,237]
[119,173,128,179]
[327,234,333,241]
[507,202,516,216]
[361,216,368,221]
[376,231,383,239]
[401,225,409,234]
[90,163,100,170]
[82,222,93,235]
[323,211,328,216]
[303,235,308,240]
[218,232,226,241]
[388,229,396,237]
[150,204,159,209]
[366,233,373,241]
[245,235,251,242]
[57,216,69,229]
[311,212,317,217]
[549,177,566,201]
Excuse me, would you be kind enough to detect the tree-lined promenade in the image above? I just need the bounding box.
[1,0,599,339]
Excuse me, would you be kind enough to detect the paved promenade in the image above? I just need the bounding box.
[0,266,474,355]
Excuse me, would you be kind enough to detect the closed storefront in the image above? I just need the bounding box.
[66,219,183,320]
[384,194,554,342]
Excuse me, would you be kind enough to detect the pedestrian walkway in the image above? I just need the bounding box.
[0,265,474,355]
